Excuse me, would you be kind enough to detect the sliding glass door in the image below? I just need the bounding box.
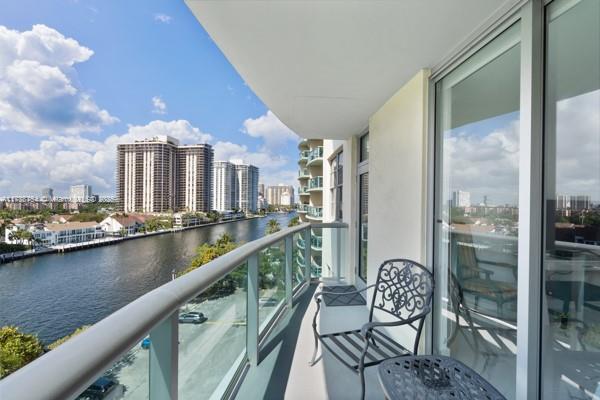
[542,0,600,398]
[433,23,521,399]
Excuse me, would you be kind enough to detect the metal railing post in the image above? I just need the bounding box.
[285,234,293,309]
[304,227,311,283]
[247,253,259,366]
[149,311,178,400]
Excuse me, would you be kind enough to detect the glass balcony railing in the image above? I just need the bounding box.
[308,176,323,190]
[298,186,309,195]
[0,223,348,400]
[307,146,323,164]
[298,168,309,178]
[298,150,309,164]
[297,204,308,213]
[307,206,323,219]
[311,234,322,250]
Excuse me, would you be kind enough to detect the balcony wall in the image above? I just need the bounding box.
[367,70,431,349]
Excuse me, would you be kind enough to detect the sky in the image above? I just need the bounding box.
[0,0,300,197]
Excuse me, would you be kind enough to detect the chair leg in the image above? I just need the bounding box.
[359,335,370,400]
[309,299,322,366]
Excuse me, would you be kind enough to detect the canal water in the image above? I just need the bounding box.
[0,213,295,344]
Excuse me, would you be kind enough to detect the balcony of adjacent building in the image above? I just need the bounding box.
[298,150,309,165]
[306,205,323,221]
[308,176,323,192]
[296,203,308,214]
[297,138,309,150]
[306,146,324,167]
[298,168,310,180]
[298,186,310,198]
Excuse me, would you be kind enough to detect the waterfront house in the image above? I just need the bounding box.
[99,214,147,236]
[1,1,598,399]
[5,221,103,246]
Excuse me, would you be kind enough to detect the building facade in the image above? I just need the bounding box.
[41,188,54,201]
[213,161,238,212]
[212,161,259,213]
[117,136,213,213]
[176,145,213,212]
[235,163,259,213]
[266,185,295,206]
[297,139,324,276]
[69,185,92,203]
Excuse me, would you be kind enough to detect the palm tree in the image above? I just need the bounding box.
[265,219,281,235]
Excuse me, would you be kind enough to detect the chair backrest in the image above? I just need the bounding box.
[369,259,434,328]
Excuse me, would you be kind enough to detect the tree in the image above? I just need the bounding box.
[265,219,281,235]
[0,326,44,378]
[177,233,243,298]
[287,216,300,227]
[178,233,238,276]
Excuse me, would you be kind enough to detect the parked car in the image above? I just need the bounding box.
[259,297,279,307]
[80,376,116,399]
[178,311,207,324]
[141,337,151,349]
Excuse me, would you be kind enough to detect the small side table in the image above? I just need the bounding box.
[378,355,506,400]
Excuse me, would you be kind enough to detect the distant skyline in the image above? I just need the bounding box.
[0,0,300,197]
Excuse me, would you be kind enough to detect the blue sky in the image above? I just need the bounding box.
[0,0,299,196]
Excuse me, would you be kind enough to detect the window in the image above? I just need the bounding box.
[330,151,343,221]
[358,133,369,282]
[359,133,369,163]
[541,1,600,398]
[433,23,520,399]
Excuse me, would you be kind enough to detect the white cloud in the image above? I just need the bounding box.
[444,117,520,206]
[242,110,298,152]
[154,13,172,24]
[0,120,212,196]
[0,24,117,136]
[555,90,600,201]
[151,96,167,114]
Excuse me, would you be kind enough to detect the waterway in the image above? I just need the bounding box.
[0,213,295,344]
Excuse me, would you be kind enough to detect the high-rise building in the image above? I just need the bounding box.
[70,185,92,203]
[212,161,259,213]
[235,163,259,213]
[266,185,295,206]
[213,161,237,211]
[258,183,265,197]
[41,188,54,201]
[176,145,213,212]
[117,136,213,213]
[451,190,471,208]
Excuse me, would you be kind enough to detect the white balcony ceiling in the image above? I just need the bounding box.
[186,0,517,139]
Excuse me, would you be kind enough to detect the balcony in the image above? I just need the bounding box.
[297,138,309,150]
[306,146,324,167]
[298,150,309,165]
[308,176,323,191]
[307,206,323,220]
[0,223,356,400]
[297,203,308,214]
[298,186,309,197]
[298,168,310,179]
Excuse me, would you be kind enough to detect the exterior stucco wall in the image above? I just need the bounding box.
[367,69,430,348]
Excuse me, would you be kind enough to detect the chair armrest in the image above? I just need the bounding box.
[313,284,376,301]
[360,309,430,339]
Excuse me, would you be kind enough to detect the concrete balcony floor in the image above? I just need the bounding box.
[236,282,385,400]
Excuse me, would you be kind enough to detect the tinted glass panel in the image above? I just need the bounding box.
[434,23,520,399]
[542,0,600,398]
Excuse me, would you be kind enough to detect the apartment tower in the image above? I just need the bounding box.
[235,163,259,213]
[117,136,213,213]
[213,161,237,211]
[177,145,213,212]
